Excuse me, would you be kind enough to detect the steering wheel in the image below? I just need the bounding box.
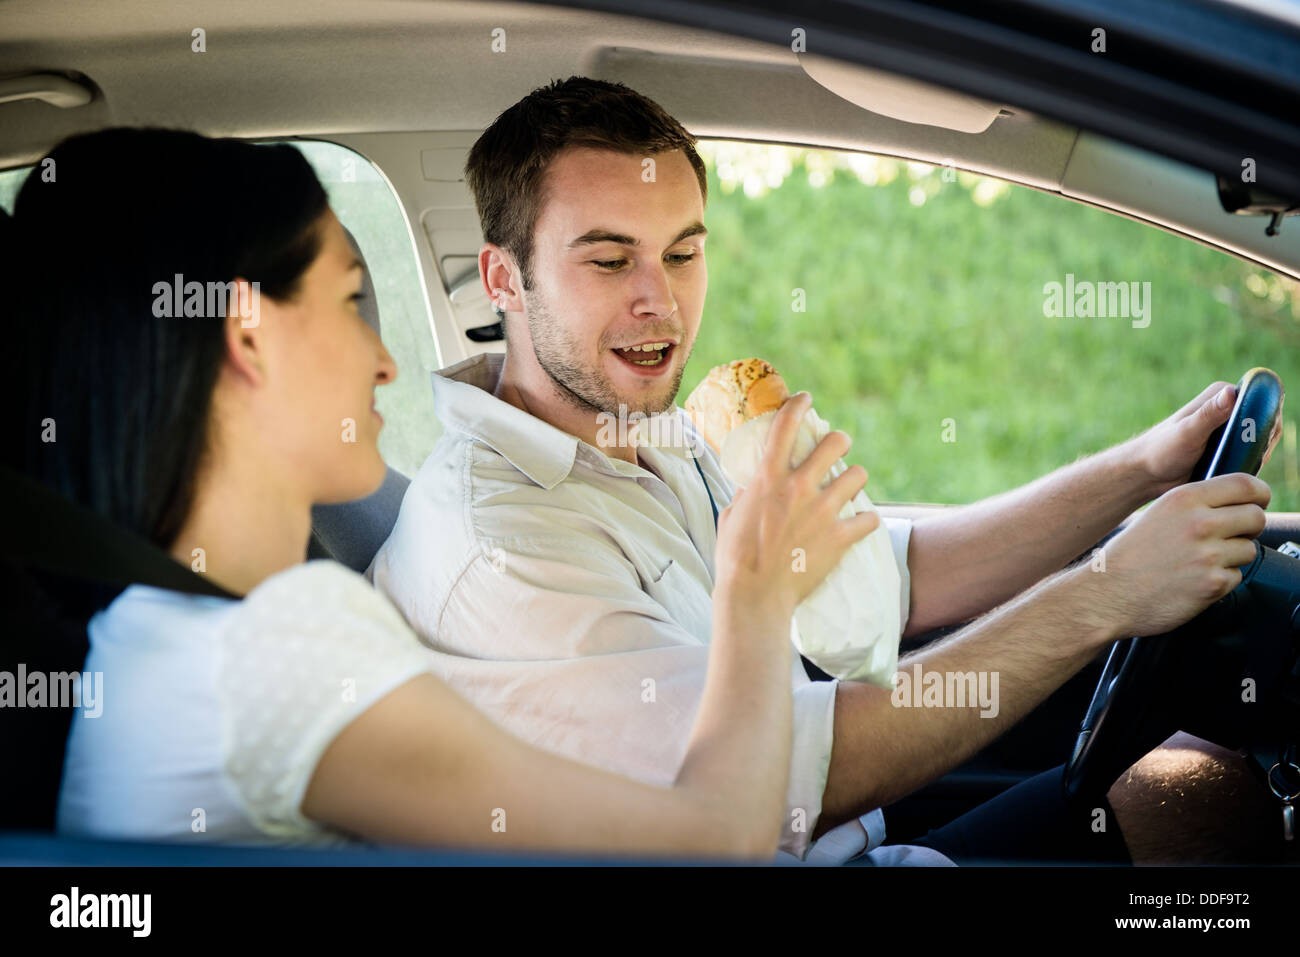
[1063,368,1287,803]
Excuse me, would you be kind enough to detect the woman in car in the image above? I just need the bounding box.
[3,127,876,858]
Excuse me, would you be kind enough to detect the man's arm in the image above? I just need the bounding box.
[902,380,1241,637]
[818,562,1111,837]
[902,440,1157,638]
[816,471,1269,835]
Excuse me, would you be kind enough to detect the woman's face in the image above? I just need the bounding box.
[251,207,398,505]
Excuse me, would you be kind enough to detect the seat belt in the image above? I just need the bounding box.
[0,465,238,831]
[691,453,720,528]
[0,465,239,599]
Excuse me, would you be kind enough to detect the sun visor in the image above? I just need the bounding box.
[798,54,1002,133]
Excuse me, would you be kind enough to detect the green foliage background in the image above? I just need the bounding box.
[682,144,1299,510]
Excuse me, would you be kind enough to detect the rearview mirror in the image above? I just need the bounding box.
[1216,175,1300,236]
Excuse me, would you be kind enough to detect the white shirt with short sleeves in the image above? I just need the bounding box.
[56,560,434,845]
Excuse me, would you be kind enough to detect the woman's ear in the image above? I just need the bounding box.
[222,277,268,387]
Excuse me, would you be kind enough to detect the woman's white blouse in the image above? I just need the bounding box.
[57,560,433,845]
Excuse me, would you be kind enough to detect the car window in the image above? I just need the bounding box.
[283,139,440,479]
[0,168,23,212]
[685,141,1299,512]
[0,141,441,481]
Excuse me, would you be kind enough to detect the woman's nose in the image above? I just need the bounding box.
[375,337,398,384]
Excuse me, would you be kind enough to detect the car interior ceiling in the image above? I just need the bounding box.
[3,0,1299,860]
[2,1,1298,276]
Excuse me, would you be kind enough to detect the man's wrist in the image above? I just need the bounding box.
[1092,434,1164,512]
[1114,435,1174,503]
[1050,564,1126,651]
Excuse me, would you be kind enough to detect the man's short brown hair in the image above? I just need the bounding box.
[464,76,708,295]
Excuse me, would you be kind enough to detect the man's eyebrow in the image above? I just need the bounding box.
[567,229,634,249]
[673,222,708,244]
[567,222,708,250]
[346,258,364,271]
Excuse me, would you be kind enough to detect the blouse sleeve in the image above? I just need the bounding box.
[215,560,434,840]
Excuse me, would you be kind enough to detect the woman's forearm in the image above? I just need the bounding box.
[673,581,795,857]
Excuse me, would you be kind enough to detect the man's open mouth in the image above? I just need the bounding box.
[612,341,674,369]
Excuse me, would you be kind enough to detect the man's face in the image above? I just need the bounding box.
[519,146,707,417]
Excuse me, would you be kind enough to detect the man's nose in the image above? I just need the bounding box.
[632,259,678,319]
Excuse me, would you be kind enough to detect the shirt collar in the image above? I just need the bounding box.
[430,352,712,488]
[430,354,579,490]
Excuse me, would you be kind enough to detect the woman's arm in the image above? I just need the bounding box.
[301,595,787,861]
[302,393,879,860]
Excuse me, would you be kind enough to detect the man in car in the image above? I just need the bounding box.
[370,76,1281,864]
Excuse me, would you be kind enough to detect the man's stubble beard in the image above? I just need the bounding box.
[524,285,691,417]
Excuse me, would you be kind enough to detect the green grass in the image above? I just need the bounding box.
[684,145,1300,511]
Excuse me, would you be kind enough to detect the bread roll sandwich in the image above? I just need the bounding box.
[685,357,831,485]
[683,357,902,686]
[684,358,791,455]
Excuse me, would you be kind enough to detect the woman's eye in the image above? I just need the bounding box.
[666,253,697,265]
[349,292,366,303]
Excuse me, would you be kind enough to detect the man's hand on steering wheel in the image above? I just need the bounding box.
[1135,379,1286,497]
[1075,472,1271,639]
[1133,380,1237,496]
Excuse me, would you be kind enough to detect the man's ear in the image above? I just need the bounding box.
[480,243,520,316]
[222,277,268,387]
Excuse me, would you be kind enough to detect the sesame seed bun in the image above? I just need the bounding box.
[684,358,791,454]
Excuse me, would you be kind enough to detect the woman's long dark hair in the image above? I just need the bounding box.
[4,127,329,547]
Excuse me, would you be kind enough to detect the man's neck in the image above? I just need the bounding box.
[494,349,640,466]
